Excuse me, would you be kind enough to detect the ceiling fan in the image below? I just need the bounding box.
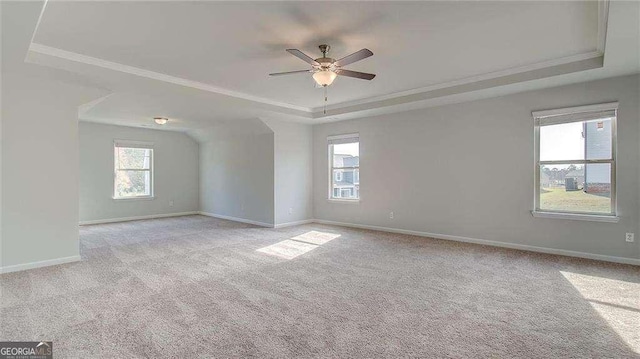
[270,44,375,87]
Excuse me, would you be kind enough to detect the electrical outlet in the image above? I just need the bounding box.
[288,207,293,215]
[169,200,174,207]
[626,233,635,243]
[389,211,394,219]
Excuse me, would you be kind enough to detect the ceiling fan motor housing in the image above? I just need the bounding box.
[316,45,335,70]
[315,44,336,70]
[315,57,336,70]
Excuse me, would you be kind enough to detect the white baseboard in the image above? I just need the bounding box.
[198,211,274,228]
[79,211,199,225]
[274,219,315,228]
[6,217,635,274]
[0,255,82,274]
[313,219,640,266]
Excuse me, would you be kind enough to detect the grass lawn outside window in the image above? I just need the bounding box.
[539,187,611,214]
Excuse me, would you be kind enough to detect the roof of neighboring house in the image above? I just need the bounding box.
[334,155,359,167]
[565,170,584,178]
[333,180,358,187]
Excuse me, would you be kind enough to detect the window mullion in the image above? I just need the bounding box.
[538,159,612,165]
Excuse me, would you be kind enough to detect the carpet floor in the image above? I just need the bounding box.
[1,215,638,358]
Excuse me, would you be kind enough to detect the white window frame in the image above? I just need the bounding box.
[113,140,155,200]
[328,133,359,203]
[532,102,618,222]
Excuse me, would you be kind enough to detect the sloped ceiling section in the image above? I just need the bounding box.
[23,1,640,129]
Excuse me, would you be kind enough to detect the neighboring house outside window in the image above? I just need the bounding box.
[113,140,154,199]
[532,102,617,221]
[328,134,359,201]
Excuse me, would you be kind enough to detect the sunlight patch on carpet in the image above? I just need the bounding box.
[257,239,318,260]
[560,271,640,353]
[291,231,341,245]
[257,231,341,259]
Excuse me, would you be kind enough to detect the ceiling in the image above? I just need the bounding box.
[16,1,640,132]
[33,0,600,109]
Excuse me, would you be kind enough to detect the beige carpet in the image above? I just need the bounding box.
[1,215,638,358]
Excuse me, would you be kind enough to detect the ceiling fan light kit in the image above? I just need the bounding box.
[154,117,168,125]
[312,70,337,87]
[270,44,376,114]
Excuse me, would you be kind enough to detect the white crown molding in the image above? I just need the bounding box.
[30,42,604,121]
[315,0,610,115]
[28,0,610,121]
[28,43,310,113]
[311,51,604,116]
[597,0,610,53]
[28,0,49,47]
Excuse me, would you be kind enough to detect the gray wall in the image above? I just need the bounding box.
[199,119,275,226]
[313,74,640,260]
[264,119,313,226]
[1,74,100,268]
[1,1,109,270]
[79,122,199,223]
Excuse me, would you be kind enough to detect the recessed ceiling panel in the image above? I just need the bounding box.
[35,1,599,108]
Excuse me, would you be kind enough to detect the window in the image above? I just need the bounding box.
[328,134,359,201]
[533,103,617,219]
[113,140,154,199]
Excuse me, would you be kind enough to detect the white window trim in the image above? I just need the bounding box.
[531,102,618,122]
[328,133,360,202]
[327,198,361,204]
[112,196,155,202]
[532,102,618,221]
[113,141,155,200]
[531,211,619,223]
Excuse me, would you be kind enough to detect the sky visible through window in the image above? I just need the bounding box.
[540,118,612,170]
[334,142,359,157]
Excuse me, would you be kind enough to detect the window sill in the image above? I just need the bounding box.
[327,198,360,204]
[531,211,619,223]
[112,196,155,201]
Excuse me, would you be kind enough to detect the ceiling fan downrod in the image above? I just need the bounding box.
[319,44,330,58]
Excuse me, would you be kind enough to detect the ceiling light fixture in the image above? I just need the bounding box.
[312,70,337,87]
[270,44,376,115]
[154,117,168,125]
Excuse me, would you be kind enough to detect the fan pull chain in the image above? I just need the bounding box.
[324,86,328,115]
